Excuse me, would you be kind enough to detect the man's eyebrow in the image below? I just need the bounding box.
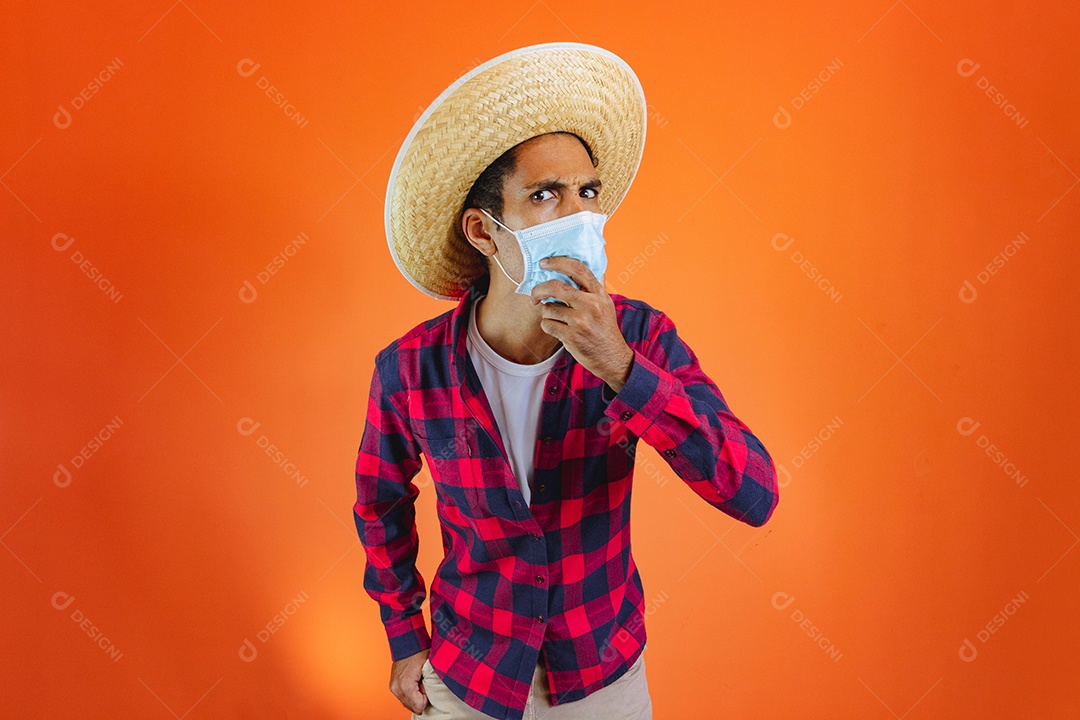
[520,177,603,192]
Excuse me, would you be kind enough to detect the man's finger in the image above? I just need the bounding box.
[531,277,578,306]
[405,685,426,714]
[536,298,571,325]
[411,669,428,712]
[541,255,601,294]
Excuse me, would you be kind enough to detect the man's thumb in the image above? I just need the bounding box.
[410,684,428,713]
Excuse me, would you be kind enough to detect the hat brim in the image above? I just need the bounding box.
[384,42,647,300]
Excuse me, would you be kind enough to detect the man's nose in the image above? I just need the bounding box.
[563,191,587,215]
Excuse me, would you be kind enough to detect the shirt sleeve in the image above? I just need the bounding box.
[602,310,779,526]
[353,352,431,660]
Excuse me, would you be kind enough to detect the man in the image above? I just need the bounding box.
[355,43,779,720]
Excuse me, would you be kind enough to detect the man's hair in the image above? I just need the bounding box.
[462,131,597,272]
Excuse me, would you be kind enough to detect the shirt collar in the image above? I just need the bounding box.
[449,272,488,391]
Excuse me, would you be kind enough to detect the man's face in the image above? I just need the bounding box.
[462,132,602,289]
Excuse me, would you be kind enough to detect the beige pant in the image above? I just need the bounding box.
[412,649,652,720]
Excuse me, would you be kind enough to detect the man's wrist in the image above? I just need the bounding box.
[604,346,635,394]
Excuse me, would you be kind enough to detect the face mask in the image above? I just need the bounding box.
[480,208,609,305]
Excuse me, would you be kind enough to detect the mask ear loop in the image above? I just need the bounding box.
[479,208,522,285]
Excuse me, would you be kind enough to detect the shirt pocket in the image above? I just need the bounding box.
[420,432,471,501]
[421,430,513,522]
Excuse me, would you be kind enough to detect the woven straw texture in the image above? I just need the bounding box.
[386,45,646,300]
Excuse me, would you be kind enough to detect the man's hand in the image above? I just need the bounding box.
[531,256,634,393]
[390,648,429,714]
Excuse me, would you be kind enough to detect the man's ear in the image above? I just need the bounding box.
[461,207,497,258]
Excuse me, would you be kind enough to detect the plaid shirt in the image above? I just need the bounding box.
[354,273,778,720]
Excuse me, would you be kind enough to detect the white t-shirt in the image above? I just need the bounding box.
[466,293,564,506]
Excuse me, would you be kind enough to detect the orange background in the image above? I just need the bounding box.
[3,1,1079,717]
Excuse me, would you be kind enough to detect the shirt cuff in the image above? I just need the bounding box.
[602,381,617,403]
[386,611,431,661]
[603,348,675,438]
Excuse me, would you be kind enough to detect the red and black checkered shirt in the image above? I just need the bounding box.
[354,274,778,720]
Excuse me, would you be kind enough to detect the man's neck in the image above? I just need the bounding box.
[475,291,563,365]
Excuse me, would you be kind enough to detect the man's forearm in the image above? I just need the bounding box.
[602,314,779,526]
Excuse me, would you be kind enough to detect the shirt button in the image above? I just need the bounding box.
[536,615,544,623]
[532,533,542,540]
[664,448,677,458]
[547,386,556,394]
[538,484,546,493]
[535,574,544,583]
[620,410,632,421]
[542,436,553,443]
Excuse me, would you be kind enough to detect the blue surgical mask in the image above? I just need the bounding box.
[480,208,609,305]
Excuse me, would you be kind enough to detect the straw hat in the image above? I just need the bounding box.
[384,42,647,300]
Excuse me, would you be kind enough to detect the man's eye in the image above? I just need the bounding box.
[582,187,599,199]
[532,189,555,201]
